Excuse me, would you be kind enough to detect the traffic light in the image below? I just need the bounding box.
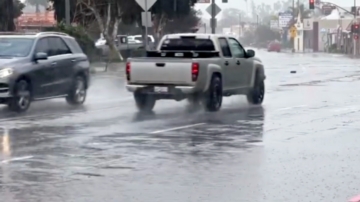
[309,0,315,9]
[352,23,360,33]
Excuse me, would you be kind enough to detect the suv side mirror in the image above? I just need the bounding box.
[34,52,48,60]
[246,49,255,58]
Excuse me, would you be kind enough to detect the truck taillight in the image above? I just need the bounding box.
[191,62,199,82]
[126,62,130,81]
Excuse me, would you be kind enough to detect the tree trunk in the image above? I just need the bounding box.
[6,0,15,31]
[92,2,123,61]
[36,3,40,13]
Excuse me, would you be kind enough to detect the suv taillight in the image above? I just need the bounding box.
[191,62,199,82]
[126,62,130,81]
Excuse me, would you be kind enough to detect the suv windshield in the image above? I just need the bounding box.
[0,38,34,57]
[160,38,215,51]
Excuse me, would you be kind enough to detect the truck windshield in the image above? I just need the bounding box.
[160,38,215,51]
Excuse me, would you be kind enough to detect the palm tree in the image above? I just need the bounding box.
[288,3,312,26]
[26,0,48,13]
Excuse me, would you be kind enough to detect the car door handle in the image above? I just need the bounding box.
[224,61,229,66]
[236,61,240,65]
[51,62,57,66]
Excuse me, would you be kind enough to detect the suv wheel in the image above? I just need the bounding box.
[134,92,156,112]
[66,76,87,105]
[247,74,265,105]
[8,80,32,112]
[203,74,223,112]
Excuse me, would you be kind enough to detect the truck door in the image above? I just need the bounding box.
[217,38,234,90]
[227,37,252,88]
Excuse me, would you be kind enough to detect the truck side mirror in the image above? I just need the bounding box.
[246,49,255,57]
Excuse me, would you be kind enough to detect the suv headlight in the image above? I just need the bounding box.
[0,68,13,78]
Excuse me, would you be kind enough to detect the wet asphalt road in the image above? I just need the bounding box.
[1,51,360,202]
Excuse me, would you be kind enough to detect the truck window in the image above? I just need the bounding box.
[228,38,245,58]
[218,38,232,58]
[160,38,215,51]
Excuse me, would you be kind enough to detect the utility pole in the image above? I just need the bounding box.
[292,0,295,52]
[65,0,70,25]
[211,0,216,34]
[144,0,149,50]
[354,0,356,56]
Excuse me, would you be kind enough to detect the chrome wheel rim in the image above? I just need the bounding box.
[17,82,30,109]
[75,79,86,102]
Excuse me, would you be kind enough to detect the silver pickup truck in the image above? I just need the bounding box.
[125,33,266,112]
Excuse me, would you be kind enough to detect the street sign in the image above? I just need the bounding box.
[278,12,292,28]
[290,26,297,38]
[303,19,313,30]
[141,12,152,27]
[135,0,157,11]
[206,3,221,17]
[197,0,210,2]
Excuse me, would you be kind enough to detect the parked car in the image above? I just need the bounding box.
[0,31,90,112]
[125,33,266,112]
[267,40,281,52]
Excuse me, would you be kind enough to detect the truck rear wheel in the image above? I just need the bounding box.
[203,74,222,112]
[134,92,156,112]
[247,74,265,105]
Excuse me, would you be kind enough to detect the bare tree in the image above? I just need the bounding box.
[77,0,123,60]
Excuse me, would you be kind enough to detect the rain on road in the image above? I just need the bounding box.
[1,50,360,202]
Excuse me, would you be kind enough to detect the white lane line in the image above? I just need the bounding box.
[276,105,307,111]
[149,123,206,134]
[1,156,33,164]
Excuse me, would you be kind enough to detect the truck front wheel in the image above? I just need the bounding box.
[134,92,156,112]
[203,74,223,112]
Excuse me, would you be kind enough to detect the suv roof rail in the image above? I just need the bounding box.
[0,31,38,35]
[36,32,69,36]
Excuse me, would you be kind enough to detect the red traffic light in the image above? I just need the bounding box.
[309,0,315,9]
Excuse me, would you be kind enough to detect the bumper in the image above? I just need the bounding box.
[126,84,196,94]
[0,78,13,99]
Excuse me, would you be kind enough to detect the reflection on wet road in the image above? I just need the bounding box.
[1,51,360,201]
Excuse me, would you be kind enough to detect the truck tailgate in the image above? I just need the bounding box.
[130,61,193,85]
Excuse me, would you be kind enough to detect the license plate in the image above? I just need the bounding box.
[154,87,168,93]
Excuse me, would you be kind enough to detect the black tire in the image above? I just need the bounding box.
[8,79,32,112]
[66,76,87,105]
[134,92,156,112]
[202,74,223,112]
[247,74,265,105]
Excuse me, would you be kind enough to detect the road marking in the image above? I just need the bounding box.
[276,105,307,111]
[149,123,205,134]
[1,156,33,164]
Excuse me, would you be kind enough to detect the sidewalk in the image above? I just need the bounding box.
[90,62,125,73]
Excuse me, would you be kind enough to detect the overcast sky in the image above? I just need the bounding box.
[196,0,360,18]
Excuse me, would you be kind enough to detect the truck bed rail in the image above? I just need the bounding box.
[146,51,219,58]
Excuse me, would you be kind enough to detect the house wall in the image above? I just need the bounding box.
[317,19,352,51]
